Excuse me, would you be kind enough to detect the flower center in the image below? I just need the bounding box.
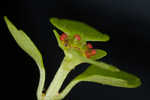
[60,33,96,58]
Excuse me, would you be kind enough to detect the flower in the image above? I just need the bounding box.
[51,18,119,72]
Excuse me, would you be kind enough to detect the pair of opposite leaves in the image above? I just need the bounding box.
[4,16,141,89]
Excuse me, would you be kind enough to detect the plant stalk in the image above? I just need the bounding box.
[59,80,79,99]
[45,56,77,100]
[37,62,46,100]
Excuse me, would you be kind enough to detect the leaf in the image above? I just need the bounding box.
[59,64,141,99]
[75,65,141,88]
[83,59,120,72]
[4,16,44,68]
[50,18,110,42]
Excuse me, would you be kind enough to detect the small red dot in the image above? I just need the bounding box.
[87,43,93,49]
[91,49,96,55]
[60,33,68,41]
[85,50,91,58]
[60,36,64,41]
[74,34,81,41]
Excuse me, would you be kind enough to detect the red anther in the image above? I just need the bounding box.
[85,50,91,58]
[91,49,96,56]
[60,33,68,41]
[60,36,64,41]
[74,34,81,41]
[87,43,93,49]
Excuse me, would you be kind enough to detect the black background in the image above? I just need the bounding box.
[0,0,150,100]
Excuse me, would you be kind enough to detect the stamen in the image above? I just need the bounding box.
[91,49,96,55]
[74,34,81,41]
[87,43,93,49]
[85,50,91,58]
[60,33,68,41]
[59,32,96,59]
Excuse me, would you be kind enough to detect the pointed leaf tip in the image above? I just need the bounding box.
[75,65,141,88]
[4,16,44,68]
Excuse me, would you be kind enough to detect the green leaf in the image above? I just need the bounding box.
[59,64,141,99]
[83,59,120,72]
[4,16,44,68]
[75,65,141,88]
[50,18,110,42]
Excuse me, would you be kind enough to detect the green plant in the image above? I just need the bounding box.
[4,16,141,100]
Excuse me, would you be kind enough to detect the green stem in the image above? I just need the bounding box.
[37,62,46,100]
[59,80,79,99]
[45,56,78,100]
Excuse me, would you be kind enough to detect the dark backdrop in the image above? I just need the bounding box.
[1,0,150,100]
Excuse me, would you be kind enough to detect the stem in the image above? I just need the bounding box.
[37,62,46,100]
[59,80,79,99]
[45,56,78,100]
